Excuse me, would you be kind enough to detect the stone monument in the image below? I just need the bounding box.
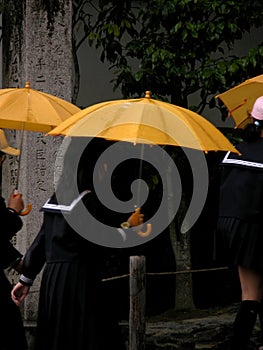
[2,0,74,346]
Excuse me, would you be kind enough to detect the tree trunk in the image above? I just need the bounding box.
[166,159,195,311]
[169,220,195,311]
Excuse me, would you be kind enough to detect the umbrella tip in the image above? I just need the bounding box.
[145,91,151,99]
[25,81,30,88]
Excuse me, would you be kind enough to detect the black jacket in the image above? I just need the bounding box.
[0,195,23,269]
[0,195,28,350]
[219,138,263,221]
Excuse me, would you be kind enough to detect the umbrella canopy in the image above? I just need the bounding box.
[0,82,80,215]
[48,91,238,154]
[0,82,80,132]
[216,74,263,129]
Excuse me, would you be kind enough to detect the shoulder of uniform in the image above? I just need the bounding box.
[41,190,91,213]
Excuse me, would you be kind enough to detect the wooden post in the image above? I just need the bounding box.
[129,255,146,350]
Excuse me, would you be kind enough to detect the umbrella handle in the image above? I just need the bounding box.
[136,223,152,237]
[19,203,32,216]
[13,189,32,216]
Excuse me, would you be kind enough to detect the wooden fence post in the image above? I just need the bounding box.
[129,255,146,350]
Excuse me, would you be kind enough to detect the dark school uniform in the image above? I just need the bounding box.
[22,192,126,350]
[0,195,27,350]
[216,138,263,271]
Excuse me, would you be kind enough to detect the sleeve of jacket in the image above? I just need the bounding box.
[22,218,46,281]
[0,195,23,268]
[0,238,23,269]
[0,195,23,239]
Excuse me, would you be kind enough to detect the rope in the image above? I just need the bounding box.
[101,266,228,282]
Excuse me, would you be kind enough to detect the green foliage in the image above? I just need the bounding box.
[84,0,263,119]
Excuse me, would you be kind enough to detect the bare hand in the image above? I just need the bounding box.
[8,192,24,214]
[11,282,30,306]
[127,208,144,227]
[127,208,152,237]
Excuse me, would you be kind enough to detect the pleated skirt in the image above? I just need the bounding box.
[34,261,126,350]
[215,217,263,272]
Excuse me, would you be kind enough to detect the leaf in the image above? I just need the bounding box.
[113,24,120,37]
[172,22,182,33]
[135,71,143,82]
[229,62,239,73]
[250,55,257,67]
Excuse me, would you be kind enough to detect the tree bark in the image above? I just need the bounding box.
[129,255,146,350]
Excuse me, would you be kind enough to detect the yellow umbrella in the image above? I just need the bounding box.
[216,74,263,129]
[0,81,80,132]
[0,82,81,215]
[49,91,238,154]
[48,92,239,240]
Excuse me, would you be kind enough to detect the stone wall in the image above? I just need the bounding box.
[2,0,73,348]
